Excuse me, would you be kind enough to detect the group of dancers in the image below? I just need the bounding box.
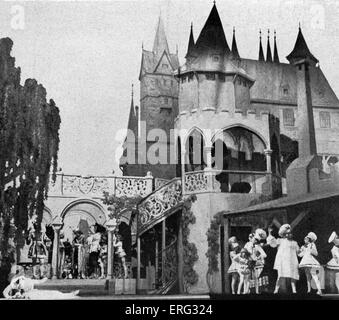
[228,224,339,295]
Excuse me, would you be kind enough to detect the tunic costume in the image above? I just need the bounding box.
[327,246,339,270]
[268,236,300,280]
[234,254,250,275]
[227,250,240,274]
[299,243,320,269]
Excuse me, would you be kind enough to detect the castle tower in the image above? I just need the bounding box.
[135,15,179,179]
[286,27,321,196]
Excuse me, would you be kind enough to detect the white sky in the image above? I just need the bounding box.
[1,0,339,176]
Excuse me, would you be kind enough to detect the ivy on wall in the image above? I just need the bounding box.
[206,211,225,274]
[181,194,199,292]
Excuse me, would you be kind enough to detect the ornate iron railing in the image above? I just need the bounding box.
[154,178,170,190]
[48,173,153,198]
[154,239,178,294]
[183,169,272,195]
[137,178,183,236]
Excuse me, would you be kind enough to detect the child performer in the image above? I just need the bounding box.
[327,231,339,293]
[267,224,300,294]
[299,232,322,294]
[234,248,251,294]
[252,229,267,294]
[227,236,241,294]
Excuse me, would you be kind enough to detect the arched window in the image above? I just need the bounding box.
[185,130,205,172]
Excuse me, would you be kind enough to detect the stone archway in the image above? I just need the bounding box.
[60,199,107,241]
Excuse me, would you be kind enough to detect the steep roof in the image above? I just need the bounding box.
[185,23,195,59]
[266,31,273,62]
[126,86,138,136]
[152,16,170,57]
[240,59,339,108]
[231,27,240,59]
[286,27,318,64]
[273,31,280,63]
[139,49,179,78]
[258,31,265,61]
[194,4,230,54]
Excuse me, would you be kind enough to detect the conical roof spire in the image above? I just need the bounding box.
[152,15,170,56]
[286,26,318,65]
[127,83,138,135]
[231,27,240,59]
[194,3,230,54]
[273,30,280,63]
[185,22,195,59]
[266,29,273,62]
[258,29,265,61]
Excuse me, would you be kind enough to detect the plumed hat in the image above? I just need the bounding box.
[328,231,338,244]
[254,228,267,241]
[278,224,291,237]
[306,232,317,242]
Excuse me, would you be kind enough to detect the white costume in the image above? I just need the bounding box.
[299,243,320,269]
[327,246,339,270]
[3,276,79,300]
[267,235,300,280]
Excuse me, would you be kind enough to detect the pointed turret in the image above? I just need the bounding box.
[231,27,240,59]
[127,84,138,137]
[185,23,195,59]
[194,4,230,54]
[286,26,318,65]
[266,29,272,62]
[273,30,280,63]
[152,15,170,57]
[258,30,265,61]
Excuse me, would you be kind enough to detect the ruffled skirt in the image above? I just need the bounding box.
[299,254,320,269]
[326,259,339,270]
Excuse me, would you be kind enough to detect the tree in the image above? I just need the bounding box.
[0,38,61,290]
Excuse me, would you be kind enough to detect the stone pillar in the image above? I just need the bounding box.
[161,219,166,285]
[264,149,273,173]
[136,237,141,293]
[222,216,231,294]
[181,149,186,195]
[204,146,213,170]
[105,218,117,279]
[177,214,184,293]
[51,216,63,280]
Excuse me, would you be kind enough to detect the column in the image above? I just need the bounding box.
[136,237,141,293]
[161,220,166,285]
[264,149,273,196]
[222,216,231,294]
[181,149,186,195]
[264,149,273,173]
[204,145,213,170]
[204,145,213,191]
[105,218,117,279]
[177,213,184,293]
[51,216,63,280]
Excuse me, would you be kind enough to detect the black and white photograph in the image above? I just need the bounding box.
[1,0,339,314]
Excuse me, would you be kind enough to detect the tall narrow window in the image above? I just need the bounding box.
[320,111,331,128]
[283,109,295,127]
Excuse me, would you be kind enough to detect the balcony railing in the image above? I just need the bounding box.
[48,173,153,198]
[184,169,278,195]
